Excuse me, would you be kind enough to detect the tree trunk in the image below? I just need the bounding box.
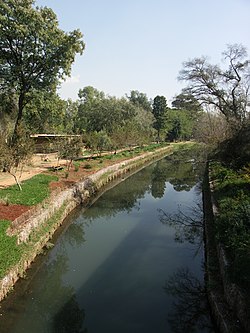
[9,171,22,191]
[12,92,25,144]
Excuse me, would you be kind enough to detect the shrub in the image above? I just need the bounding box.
[83,163,92,169]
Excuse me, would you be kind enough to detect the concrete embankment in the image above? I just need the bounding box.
[203,162,249,333]
[0,146,172,302]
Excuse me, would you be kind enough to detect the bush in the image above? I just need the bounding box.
[216,192,250,252]
[211,161,250,288]
[83,163,92,169]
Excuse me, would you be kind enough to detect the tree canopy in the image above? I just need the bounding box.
[126,90,152,112]
[152,95,168,141]
[179,44,250,127]
[0,0,84,139]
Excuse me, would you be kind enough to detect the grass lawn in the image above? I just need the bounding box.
[0,174,58,206]
[0,220,26,278]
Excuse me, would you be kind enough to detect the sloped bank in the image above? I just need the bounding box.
[203,163,249,333]
[0,146,172,302]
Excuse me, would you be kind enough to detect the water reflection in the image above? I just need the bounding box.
[164,268,214,333]
[52,295,87,333]
[159,200,204,246]
[83,164,154,221]
[151,147,207,198]
[84,147,207,222]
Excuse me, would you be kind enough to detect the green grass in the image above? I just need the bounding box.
[210,161,250,289]
[0,220,25,278]
[0,174,58,206]
[0,202,67,278]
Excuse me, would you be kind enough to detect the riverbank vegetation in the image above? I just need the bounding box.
[210,161,250,290]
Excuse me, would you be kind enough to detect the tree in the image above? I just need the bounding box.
[84,131,111,157]
[63,99,79,134]
[0,124,33,190]
[0,0,84,140]
[179,44,250,127]
[0,89,17,135]
[193,111,231,146]
[126,90,152,112]
[23,91,67,134]
[152,95,167,141]
[172,91,202,113]
[57,136,83,170]
[78,86,105,103]
[77,87,136,134]
[166,109,196,142]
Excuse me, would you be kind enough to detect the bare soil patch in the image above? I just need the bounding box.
[0,204,31,221]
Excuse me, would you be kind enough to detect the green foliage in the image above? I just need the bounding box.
[211,161,250,288]
[0,220,25,278]
[0,124,34,190]
[165,109,195,141]
[0,202,68,278]
[216,192,250,287]
[23,91,69,134]
[83,163,92,169]
[172,91,202,113]
[126,90,152,112]
[73,162,80,172]
[0,0,84,135]
[152,95,168,140]
[77,88,135,134]
[216,193,250,249]
[57,136,83,170]
[0,174,58,205]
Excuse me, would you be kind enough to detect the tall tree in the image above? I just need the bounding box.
[126,90,152,112]
[23,91,67,134]
[179,44,250,127]
[152,95,167,141]
[172,91,202,113]
[0,0,84,140]
[77,87,136,134]
[166,109,194,142]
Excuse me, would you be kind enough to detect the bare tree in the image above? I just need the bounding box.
[179,44,250,127]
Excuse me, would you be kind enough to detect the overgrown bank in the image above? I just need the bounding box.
[0,143,183,301]
[203,161,250,333]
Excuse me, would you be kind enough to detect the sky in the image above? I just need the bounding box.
[36,0,250,104]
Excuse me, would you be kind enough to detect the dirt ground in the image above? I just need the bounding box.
[0,153,66,189]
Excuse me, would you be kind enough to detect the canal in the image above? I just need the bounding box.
[0,148,216,333]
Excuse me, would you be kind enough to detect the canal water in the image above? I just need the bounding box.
[0,148,216,333]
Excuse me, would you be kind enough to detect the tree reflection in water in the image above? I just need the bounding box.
[52,294,88,333]
[159,199,204,252]
[164,268,215,333]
